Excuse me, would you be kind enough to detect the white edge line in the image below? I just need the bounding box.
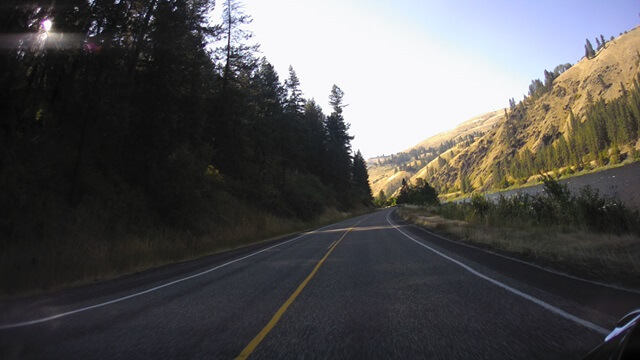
[394,211,640,295]
[385,210,610,336]
[0,220,346,330]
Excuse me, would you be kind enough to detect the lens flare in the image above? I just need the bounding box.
[42,19,52,32]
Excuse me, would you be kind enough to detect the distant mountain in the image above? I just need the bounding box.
[369,26,640,198]
[403,109,504,153]
[368,109,503,197]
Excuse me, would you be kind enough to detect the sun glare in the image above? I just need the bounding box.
[42,19,52,32]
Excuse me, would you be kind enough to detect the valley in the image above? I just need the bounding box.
[369,26,640,204]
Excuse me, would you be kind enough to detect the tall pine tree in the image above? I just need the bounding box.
[352,150,373,206]
[324,85,354,204]
[585,38,596,59]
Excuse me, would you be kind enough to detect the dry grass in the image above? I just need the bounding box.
[0,203,362,298]
[398,207,640,289]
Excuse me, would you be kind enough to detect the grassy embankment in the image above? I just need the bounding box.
[0,197,369,298]
[398,177,640,288]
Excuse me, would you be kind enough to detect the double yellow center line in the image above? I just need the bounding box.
[235,218,366,359]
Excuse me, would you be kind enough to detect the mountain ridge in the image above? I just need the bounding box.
[369,25,640,198]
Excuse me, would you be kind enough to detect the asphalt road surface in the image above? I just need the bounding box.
[2,208,639,359]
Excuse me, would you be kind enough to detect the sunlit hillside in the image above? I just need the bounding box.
[370,26,640,198]
[368,109,503,197]
[404,109,504,153]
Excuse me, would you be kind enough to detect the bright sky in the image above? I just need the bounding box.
[218,0,639,158]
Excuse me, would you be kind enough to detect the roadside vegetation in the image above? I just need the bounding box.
[0,201,363,297]
[0,1,373,296]
[396,176,640,288]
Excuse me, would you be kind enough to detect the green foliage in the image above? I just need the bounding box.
[0,0,373,292]
[433,177,639,235]
[279,172,337,220]
[323,85,356,206]
[507,73,640,183]
[540,174,570,204]
[397,178,440,206]
[491,162,510,189]
[585,38,596,59]
[598,34,607,51]
[526,64,571,101]
[374,190,388,208]
[609,147,621,164]
[470,192,490,217]
[460,173,473,194]
[351,150,374,206]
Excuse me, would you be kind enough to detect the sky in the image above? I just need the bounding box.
[215,0,639,159]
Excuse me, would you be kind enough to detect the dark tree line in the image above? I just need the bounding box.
[585,34,609,59]
[527,63,572,101]
[0,0,372,245]
[396,178,439,206]
[375,132,482,168]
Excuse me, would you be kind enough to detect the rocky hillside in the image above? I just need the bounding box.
[369,26,640,198]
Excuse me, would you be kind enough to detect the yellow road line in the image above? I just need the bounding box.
[235,218,366,359]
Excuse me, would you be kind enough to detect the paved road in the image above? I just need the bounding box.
[1,208,639,359]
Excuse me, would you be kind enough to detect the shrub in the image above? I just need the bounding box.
[470,192,491,218]
[397,178,439,206]
[541,174,571,204]
[572,186,638,234]
[432,176,640,236]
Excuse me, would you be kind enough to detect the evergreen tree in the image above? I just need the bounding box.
[212,0,259,177]
[302,99,328,178]
[218,0,259,92]
[460,172,473,193]
[282,65,306,171]
[397,178,410,204]
[0,0,377,286]
[247,58,285,181]
[396,178,439,205]
[324,85,354,204]
[352,150,373,206]
[375,190,387,207]
[585,38,596,59]
[284,66,305,115]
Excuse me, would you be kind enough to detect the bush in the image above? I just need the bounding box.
[397,178,439,206]
[470,192,491,218]
[573,186,638,234]
[430,176,640,236]
[281,172,336,220]
[541,174,570,204]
